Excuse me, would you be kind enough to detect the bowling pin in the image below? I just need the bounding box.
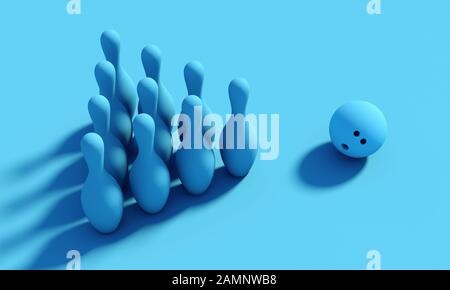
[95,61,132,147]
[129,114,170,214]
[184,61,205,97]
[80,133,123,234]
[101,30,138,119]
[137,78,173,164]
[95,61,114,101]
[141,45,176,128]
[220,78,258,177]
[184,61,213,135]
[88,95,128,186]
[175,95,215,195]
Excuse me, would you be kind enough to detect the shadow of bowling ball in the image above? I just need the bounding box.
[298,142,367,188]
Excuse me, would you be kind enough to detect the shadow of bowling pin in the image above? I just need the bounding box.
[175,95,215,195]
[129,114,170,214]
[137,78,173,165]
[141,45,176,128]
[220,78,258,177]
[95,61,132,148]
[80,133,123,234]
[88,95,128,187]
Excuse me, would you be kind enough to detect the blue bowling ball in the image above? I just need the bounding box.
[329,101,387,158]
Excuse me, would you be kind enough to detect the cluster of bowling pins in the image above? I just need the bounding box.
[80,30,258,234]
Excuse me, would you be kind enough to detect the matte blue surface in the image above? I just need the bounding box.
[1,0,450,269]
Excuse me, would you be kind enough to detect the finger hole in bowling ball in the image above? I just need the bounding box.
[342,144,349,150]
[360,139,367,145]
[353,131,360,137]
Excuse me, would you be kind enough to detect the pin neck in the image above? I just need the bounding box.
[142,58,160,83]
[105,54,119,69]
[230,98,248,116]
[136,139,155,156]
[114,58,121,69]
[146,70,160,83]
[145,61,160,83]
[91,113,110,140]
[188,87,202,98]
[231,107,247,116]
[149,108,157,119]
[186,76,203,97]
[91,165,104,176]
[135,127,155,155]
[102,80,114,100]
[99,88,113,101]
[98,127,110,140]
[142,98,157,119]
[96,75,114,101]
[228,79,250,119]
[86,154,104,177]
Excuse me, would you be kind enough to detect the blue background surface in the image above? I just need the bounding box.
[1,0,450,269]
